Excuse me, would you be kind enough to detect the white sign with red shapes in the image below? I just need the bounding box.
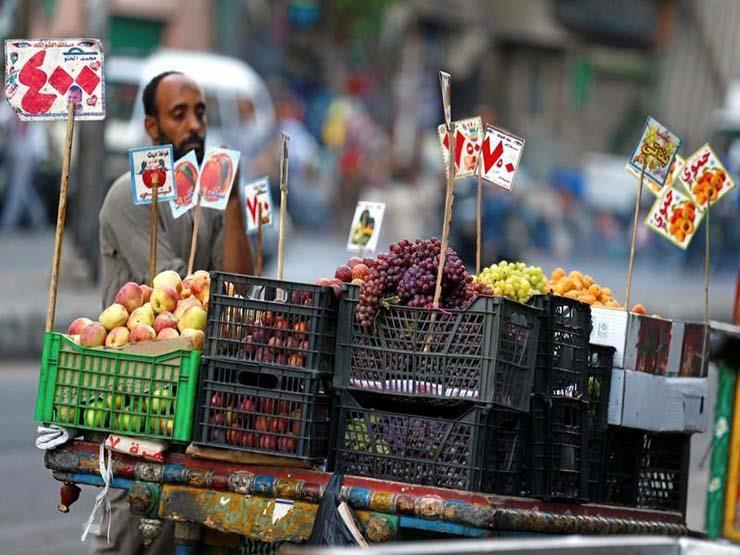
[242,177,274,235]
[105,434,165,462]
[678,143,736,209]
[197,147,241,211]
[128,145,176,206]
[437,117,484,179]
[169,151,200,219]
[479,125,525,190]
[645,186,704,250]
[4,38,105,121]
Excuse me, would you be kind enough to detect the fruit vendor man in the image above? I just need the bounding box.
[92,72,254,554]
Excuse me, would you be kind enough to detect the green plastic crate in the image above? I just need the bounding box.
[35,332,201,442]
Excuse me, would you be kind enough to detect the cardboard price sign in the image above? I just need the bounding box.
[437,117,483,178]
[4,38,105,121]
[645,186,704,250]
[197,147,240,210]
[243,177,273,235]
[678,143,736,208]
[128,145,176,205]
[479,125,525,190]
[170,151,199,219]
[347,201,385,253]
[626,116,681,189]
[627,154,685,197]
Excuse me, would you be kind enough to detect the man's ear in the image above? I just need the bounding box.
[144,115,159,143]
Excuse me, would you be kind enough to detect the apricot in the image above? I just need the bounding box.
[588,283,601,298]
[674,230,686,243]
[601,287,613,299]
[583,275,594,288]
[592,301,604,307]
[605,299,621,308]
[551,268,566,281]
[559,277,575,293]
[632,304,647,315]
[581,294,597,305]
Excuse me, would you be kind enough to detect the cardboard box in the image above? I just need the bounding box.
[589,308,672,374]
[667,321,709,377]
[607,368,708,432]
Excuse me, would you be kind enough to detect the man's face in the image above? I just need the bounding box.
[145,74,207,163]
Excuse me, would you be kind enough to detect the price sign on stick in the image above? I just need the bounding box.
[5,38,106,332]
[626,153,685,196]
[128,146,175,205]
[4,38,105,120]
[169,151,199,219]
[243,177,273,234]
[679,143,736,208]
[645,186,704,249]
[626,116,681,190]
[197,147,240,210]
[437,117,483,179]
[480,125,525,190]
[347,201,385,253]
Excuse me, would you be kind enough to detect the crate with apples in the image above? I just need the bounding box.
[203,273,339,374]
[193,357,330,460]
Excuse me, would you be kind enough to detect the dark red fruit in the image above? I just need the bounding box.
[334,265,353,283]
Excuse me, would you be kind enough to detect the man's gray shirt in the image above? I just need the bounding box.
[99,173,225,306]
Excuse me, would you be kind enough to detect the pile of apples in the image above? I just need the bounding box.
[208,391,303,454]
[67,270,211,351]
[314,256,371,293]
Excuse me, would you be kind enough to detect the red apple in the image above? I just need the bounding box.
[105,326,130,348]
[115,282,144,313]
[80,322,107,347]
[334,265,353,283]
[130,324,156,344]
[153,311,178,334]
[150,285,179,314]
[141,285,153,303]
[156,328,179,341]
[68,317,93,336]
[347,257,363,269]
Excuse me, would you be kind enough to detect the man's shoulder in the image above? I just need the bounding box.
[100,173,137,224]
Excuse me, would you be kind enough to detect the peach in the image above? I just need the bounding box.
[178,306,207,332]
[174,296,202,320]
[153,311,178,334]
[115,282,144,313]
[105,326,130,348]
[68,317,93,336]
[127,304,155,330]
[153,270,182,294]
[130,324,156,344]
[99,303,129,331]
[150,285,179,314]
[80,322,107,347]
[180,328,205,350]
[156,328,180,341]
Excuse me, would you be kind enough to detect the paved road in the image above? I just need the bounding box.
[0,360,712,554]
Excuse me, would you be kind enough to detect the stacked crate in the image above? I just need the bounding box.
[331,286,541,493]
[193,272,338,461]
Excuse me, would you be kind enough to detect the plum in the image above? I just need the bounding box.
[334,265,353,283]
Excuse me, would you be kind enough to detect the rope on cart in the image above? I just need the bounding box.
[81,442,113,543]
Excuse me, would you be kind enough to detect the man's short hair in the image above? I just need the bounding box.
[142,70,183,117]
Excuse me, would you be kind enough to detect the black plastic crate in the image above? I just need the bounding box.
[334,286,541,411]
[585,344,615,430]
[604,427,690,514]
[204,272,338,373]
[527,395,588,501]
[194,357,330,460]
[330,391,526,494]
[530,295,592,397]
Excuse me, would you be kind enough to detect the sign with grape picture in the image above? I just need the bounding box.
[242,176,273,235]
[437,117,484,179]
[626,153,685,197]
[644,186,704,249]
[347,201,385,253]
[128,145,176,205]
[678,143,736,208]
[626,116,681,189]
[479,125,525,190]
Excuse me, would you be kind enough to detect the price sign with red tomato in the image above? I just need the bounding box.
[4,38,105,121]
[169,151,200,219]
[678,143,736,209]
[437,117,484,179]
[197,147,240,210]
[128,145,175,205]
[644,185,704,249]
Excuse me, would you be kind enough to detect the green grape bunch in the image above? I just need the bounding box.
[473,261,548,303]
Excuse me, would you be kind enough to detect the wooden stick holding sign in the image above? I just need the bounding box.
[46,102,76,331]
[476,158,483,275]
[277,132,290,281]
[702,202,710,367]
[187,193,202,276]
[433,71,454,309]
[256,203,264,277]
[150,181,158,285]
[624,160,645,312]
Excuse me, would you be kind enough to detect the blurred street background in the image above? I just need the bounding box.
[0,0,739,552]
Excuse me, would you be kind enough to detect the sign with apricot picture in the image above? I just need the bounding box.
[626,116,681,189]
[645,186,704,249]
[626,154,685,197]
[678,143,736,208]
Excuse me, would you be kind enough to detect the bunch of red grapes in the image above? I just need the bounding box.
[355,239,475,328]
